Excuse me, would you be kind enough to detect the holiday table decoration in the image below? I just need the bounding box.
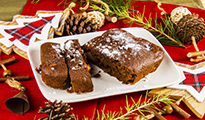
[87,11,105,28]
[149,87,205,118]
[0,75,30,82]
[153,5,205,73]
[0,56,16,77]
[145,3,205,119]
[38,100,74,120]
[0,56,30,82]
[65,12,100,35]
[170,7,192,24]
[0,13,62,59]
[170,6,205,64]
[0,2,77,59]
[5,78,29,114]
[174,13,205,45]
[4,15,55,46]
[0,55,30,114]
[36,92,189,120]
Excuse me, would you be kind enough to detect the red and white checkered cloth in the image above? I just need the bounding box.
[4,15,54,45]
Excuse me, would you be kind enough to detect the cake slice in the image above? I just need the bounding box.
[39,42,69,89]
[64,39,93,94]
[82,28,164,85]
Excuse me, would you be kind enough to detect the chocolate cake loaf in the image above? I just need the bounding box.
[39,42,69,89]
[38,39,93,94]
[82,28,164,85]
[64,39,93,94]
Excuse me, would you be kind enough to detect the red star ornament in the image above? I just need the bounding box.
[167,71,205,103]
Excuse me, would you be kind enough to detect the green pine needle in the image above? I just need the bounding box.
[30,0,186,48]
[31,0,40,4]
[49,110,53,120]
[73,90,174,120]
[89,0,186,48]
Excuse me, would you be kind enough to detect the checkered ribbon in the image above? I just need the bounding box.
[180,72,205,92]
[4,15,55,45]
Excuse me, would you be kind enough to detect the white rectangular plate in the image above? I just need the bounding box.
[28,27,185,103]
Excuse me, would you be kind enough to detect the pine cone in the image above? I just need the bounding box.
[175,13,205,44]
[65,12,99,35]
[38,100,74,120]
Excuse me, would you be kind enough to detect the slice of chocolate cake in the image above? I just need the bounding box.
[64,39,93,94]
[82,28,164,85]
[39,42,69,89]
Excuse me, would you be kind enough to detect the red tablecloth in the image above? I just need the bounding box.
[0,0,205,120]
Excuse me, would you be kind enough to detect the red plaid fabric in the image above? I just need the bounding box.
[4,15,55,45]
[180,72,205,92]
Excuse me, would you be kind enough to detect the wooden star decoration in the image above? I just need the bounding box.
[148,65,205,119]
[149,86,205,118]
[0,3,74,59]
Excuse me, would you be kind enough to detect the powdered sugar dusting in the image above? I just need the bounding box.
[51,67,54,70]
[51,44,63,57]
[144,43,151,51]
[65,40,73,50]
[65,40,84,71]
[87,29,151,60]
[51,44,61,53]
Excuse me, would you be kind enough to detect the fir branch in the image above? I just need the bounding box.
[76,91,174,120]
[114,95,172,120]
[49,110,53,120]
[89,0,186,48]
[31,0,40,4]
[79,91,173,120]
[31,0,185,47]
[57,0,79,7]
[115,7,185,48]
[57,0,68,6]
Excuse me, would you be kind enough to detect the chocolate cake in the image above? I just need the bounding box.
[38,39,93,94]
[39,42,69,89]
[64,39,93,94]
[82,28,164,85]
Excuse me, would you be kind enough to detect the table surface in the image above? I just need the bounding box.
[1,0,205,120]
[0,0,205,21]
